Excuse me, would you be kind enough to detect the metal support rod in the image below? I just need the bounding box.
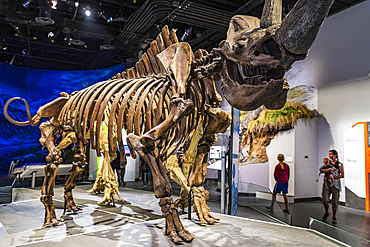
[221,150,226,214]
[228,107,234,215]
[31,171,36,189]
[63,195,67,215]
[112,194,115,207]
[187,191,191,220]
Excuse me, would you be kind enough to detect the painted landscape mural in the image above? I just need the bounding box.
[0,62,126,175]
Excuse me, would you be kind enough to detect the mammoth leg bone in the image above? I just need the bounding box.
[140,96,194,149]
[41,163,60,226]
[39,118,63,226]
[188,107,231,224]
[127,134,194,243]
[57,134,86,213]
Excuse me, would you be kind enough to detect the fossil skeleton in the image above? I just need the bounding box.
[4,0,334,243]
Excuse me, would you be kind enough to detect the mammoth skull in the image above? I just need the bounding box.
[219,0,334,111]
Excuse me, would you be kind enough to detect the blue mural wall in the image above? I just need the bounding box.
[0,62,126,175]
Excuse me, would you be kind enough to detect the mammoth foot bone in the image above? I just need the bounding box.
[159,197,195,243]
[192,186,220,225]
[64,191,82,213]
[88,177,124,205]
[40,195,63,226]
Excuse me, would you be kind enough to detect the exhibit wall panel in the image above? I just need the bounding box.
[343,124,366,198]
[294,119,321,199]
[318,78,370,202]
[267,130,295,196]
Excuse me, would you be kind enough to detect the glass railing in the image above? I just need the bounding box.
[238,182,292,225]
[116,170,154,192]
[110,171,292,225]
[309,217,370,247]
[0,186,12,204]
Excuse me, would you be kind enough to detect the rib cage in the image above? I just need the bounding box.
[58,74,203,160]
[58,25,206,160]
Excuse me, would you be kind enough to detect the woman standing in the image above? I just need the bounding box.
[267,154,290,214]
[321,149,344,224]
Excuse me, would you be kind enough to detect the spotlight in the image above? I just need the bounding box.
[84,7,91,16]
[180,26,193,41]
[51,0,57,9]
[10,23,21,35]
[97,11,109,21]
[75,1,79,7]
[0,41,7,51]
[108,17,126,23]
[22,48,28,55]
[22,0,32,9]
[48,32,54,38]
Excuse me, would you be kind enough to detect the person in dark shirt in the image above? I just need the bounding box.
[266,154,290,214]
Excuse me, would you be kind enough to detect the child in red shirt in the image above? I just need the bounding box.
[266,154,290,214]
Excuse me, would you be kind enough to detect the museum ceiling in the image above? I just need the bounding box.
[0,0,365,70]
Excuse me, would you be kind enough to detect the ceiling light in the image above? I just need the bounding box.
[180,26,193,41]
[48,32,54,38]
[22,0,32,9]
[98,11,110,21]
[108,17,126,23]
[0,41,7,51]
[100,44,114,50]
[51,0,57,9]
[84,7,91,17]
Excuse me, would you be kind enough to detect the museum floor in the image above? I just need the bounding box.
[0,182,353,247]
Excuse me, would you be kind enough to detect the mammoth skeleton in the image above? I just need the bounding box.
[4,0,333,243]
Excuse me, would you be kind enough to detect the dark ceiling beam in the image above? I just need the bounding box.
[196,0,242,8]
[0,50,91,66]
[89,0,173,69]
[0,34,101,55]
[234,0,265,14]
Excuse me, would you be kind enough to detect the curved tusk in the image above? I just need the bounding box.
[4,97,38,126]
[277,0,334,54]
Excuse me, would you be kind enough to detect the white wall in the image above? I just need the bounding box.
[266,130,295,196]
[294,119,321,199]
[317,78,370,201]
[303,1,370,87]
[239,162,269,192]
[297,0,370,203]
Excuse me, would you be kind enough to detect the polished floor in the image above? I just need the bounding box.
[0,183,346,246]
[124,179,370,242]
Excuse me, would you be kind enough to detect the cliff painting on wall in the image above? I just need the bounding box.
[239,61,318,166]
[0,62,127,175]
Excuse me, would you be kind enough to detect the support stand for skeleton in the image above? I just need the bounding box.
[188,191,192,220]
